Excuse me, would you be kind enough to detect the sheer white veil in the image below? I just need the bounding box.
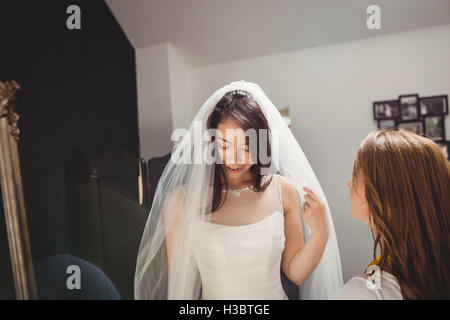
[134,80,343,300]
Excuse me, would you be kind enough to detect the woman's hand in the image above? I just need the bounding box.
[302,187,329,241]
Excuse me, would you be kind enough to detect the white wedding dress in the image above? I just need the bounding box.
[192,174,289,300]
[134,80,343,300]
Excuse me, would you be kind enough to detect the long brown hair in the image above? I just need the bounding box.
[352,129,450,299]
[207,90,272,212]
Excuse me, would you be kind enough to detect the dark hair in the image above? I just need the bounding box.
[353,130,450,299]
[206,90,273,212]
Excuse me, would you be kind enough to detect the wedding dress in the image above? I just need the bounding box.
[134,80,343,300]
[192,174,289,300]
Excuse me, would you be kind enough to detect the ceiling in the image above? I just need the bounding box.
[106,0,450,67]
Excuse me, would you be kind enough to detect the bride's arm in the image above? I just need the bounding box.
[163,186,185,282]
[281,178,329,286]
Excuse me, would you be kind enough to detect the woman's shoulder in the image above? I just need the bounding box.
[331,276,370,300]
[331,265,402,300]
[274,174,296,193]
[272,174,298,213]
[168,185,187,199]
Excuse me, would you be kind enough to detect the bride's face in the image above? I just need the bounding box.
[216,118,253,180]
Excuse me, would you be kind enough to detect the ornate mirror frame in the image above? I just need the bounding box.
[0,80,37,299]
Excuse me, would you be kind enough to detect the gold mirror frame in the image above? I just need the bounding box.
[0,80,37,299]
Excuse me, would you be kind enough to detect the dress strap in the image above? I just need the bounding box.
[276,174,284,214]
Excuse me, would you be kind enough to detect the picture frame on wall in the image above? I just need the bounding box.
[397,120,424,135]
[419,95,448,116]
[373,93,448,153]
[378,119,396,130]
[373,100,400,120]
[424,115,445,141]
[399,94,419,121]
[436,141,449,160]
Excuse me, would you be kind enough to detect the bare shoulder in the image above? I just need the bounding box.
[164,185,187,219]
[276,174,299,213]
[168,185,186,201]
[277,174,296,191]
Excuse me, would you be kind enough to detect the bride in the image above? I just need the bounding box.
[134,80,343,300]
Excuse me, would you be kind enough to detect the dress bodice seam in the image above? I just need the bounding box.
[201,210,283,228]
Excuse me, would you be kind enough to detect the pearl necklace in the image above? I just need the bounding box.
[222,184,254,197]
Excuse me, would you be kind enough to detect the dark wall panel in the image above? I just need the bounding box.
[0,0,139,299]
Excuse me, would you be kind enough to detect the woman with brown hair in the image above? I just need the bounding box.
[334,130,450,299]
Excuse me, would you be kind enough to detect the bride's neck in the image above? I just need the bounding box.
[222,171,253,189]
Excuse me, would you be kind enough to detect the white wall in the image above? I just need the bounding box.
[168,43,190,131]
[187,24,450,282]
[136,43,191,159]
[135,43,173,159]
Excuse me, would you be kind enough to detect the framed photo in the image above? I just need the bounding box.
[419,95,448,116]
[378,119,396,130]
[373,100,400,120]
[399,94,419,120]
[424,115,445,141]
[398,120,424,135]
[436,141,449,160]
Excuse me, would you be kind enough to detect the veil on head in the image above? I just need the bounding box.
[134,80,343,300]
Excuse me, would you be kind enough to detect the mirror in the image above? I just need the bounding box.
[0,80,37,299]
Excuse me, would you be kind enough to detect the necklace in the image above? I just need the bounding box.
[222,184,254,197]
